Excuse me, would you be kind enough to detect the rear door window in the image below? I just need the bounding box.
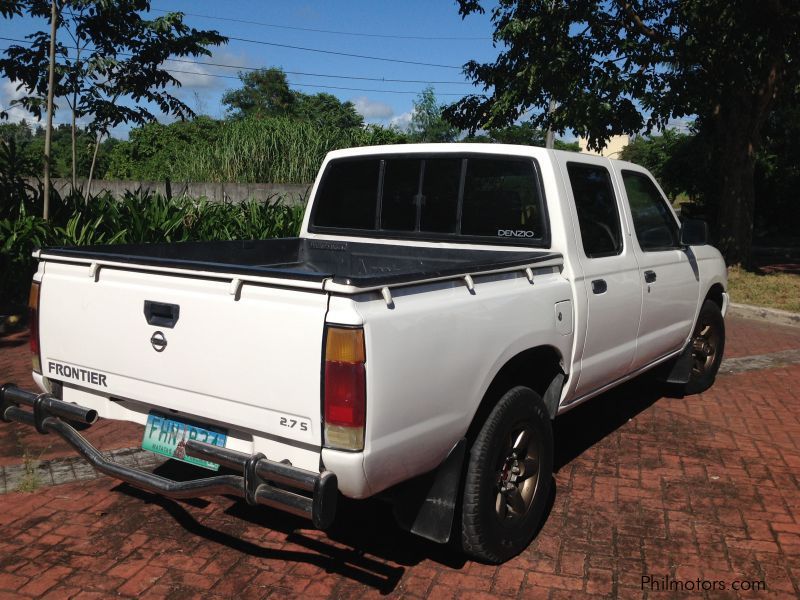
[566,163,623,258]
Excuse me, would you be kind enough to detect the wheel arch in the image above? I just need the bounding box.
[466,346,565,443]
[705,282,725,311]
[391,345,564,548]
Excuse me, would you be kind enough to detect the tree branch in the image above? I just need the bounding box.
[617,1,669,44]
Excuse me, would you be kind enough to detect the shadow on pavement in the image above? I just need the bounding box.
[553,375,665,471]
[110,374,667,593]
[0,336,27,349]
[114,481,428,594]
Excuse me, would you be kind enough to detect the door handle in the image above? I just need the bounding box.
[591,279,607,294]
[144,300,180,328]
[644,270,657,283]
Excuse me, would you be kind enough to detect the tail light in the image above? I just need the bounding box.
[323,326,366,451]
[29,281,42,374]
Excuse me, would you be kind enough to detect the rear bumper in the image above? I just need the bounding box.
[0,383,338,529]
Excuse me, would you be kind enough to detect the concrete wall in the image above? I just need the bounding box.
[42,178,311,206]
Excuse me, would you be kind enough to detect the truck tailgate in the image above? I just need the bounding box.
[39,261,328,467]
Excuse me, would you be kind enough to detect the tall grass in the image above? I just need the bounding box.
[177,117,402,183]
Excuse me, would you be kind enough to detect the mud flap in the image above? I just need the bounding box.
[543,372,565,419]
[665,343,693,385]
[391,438,467,544]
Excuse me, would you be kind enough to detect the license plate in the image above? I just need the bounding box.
[142,413,227,471]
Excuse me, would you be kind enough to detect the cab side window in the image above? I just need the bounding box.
[567,162,623,258]
[622,170,680,251]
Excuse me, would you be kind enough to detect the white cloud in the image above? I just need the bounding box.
[352,96,394,121]
[0,79,38,123]
[162,48,250,118]
[390,110,414,130]
[1,78,96,129]
[164,49,249,92]
[164,59,222,91]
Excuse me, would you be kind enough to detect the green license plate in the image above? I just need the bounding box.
[142,413,227,471]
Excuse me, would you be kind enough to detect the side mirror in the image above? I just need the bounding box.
[680,219,708,246]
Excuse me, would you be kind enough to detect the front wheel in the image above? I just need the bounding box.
[461,386,553,563]
[684,300,725,395]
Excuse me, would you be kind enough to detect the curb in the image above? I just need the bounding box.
[728,302,800,328]
[0,447,164,495]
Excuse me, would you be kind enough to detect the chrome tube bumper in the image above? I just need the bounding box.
[0,383,337,529]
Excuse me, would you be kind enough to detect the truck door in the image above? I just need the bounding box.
[560,158,643,395]
[614,166,700,369]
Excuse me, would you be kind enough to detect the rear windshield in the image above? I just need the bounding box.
[310,154,548,246]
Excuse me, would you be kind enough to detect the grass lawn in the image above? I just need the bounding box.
[727,266,800,313]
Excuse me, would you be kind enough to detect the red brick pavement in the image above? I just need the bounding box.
[0,316,798,598]
[0,330,142,467]
[724,316,800,359]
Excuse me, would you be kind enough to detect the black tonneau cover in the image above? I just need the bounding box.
[40,238,561,288]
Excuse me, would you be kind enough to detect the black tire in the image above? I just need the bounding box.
[684,300,725,395]
[461,386,553,563]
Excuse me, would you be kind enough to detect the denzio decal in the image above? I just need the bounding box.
[498,230,536,238]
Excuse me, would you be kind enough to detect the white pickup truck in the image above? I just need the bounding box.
[2,144,727,563]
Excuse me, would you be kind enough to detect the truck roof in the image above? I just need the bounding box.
[324,142,552,161]
[323,142,638,170]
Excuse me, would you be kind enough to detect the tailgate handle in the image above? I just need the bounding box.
[144,301,180,328]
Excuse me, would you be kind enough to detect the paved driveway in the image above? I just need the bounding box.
[0,315,798,599]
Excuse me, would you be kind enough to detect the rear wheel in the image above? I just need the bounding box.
[461,386,553,563]
[684,300,725,394]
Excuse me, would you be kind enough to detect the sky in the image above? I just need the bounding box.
[0,0,502,137]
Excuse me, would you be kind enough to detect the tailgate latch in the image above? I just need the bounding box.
[144,300,180,328]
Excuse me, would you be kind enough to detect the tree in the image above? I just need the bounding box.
[361,123,409,145]
[0,121,35,147]
[0,136,40,220]
[295,93,363,129]
[222,68,296,120]
[464,120,580,151]
[0,0,226,199]
[447,1,800,265]
[0,121,117,180]
[409,86,459,143]
[619,129,704,202]
[222,69,364,129]
[104,116,222,180]
[750,87,800,242]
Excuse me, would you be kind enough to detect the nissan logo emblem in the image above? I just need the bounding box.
[150,331,168,352]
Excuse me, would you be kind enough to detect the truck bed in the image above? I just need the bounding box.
[39,238,562,288]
